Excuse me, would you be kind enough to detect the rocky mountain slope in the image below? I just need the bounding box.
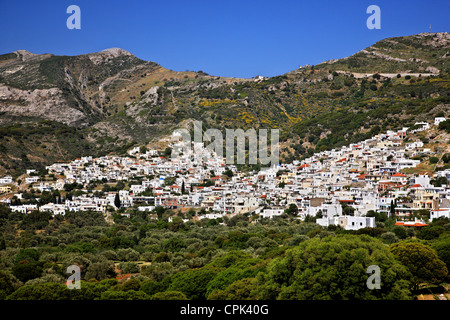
[0,32,449,175]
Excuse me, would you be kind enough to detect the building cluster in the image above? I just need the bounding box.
[1,119,449,230]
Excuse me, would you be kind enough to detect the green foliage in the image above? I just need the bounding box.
[163,237,186,252]
[85,261,116,281]
[208,277,258,300]
[429,157,439,164]
[389,241,448,291]
[119,262,140,274]
[141,262,176,282]
[100,289,149,300]
[0,200,448,300]
[15,248,40,264]
[168,267,219,300]
[438,120,450,133]
[205,256,264,299]
[151,290,187,300]
[417,225,446,240]
[431,235,450,270]
[0,271,21,299]
[12,261,43,283]
[7,283,71,300]
[257,235,413,300]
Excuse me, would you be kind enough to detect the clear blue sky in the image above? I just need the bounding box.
[0,0,449,78]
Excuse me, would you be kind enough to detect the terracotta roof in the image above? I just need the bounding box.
[392,173,406,177]
[395,222,428,227]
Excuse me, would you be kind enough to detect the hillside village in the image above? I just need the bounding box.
[0,117,449,231]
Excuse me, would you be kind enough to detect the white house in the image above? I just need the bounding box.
[0,176,13,185]
[130,184,146,195]
[25,176,40,184]
[306,202,342,218]
[430,209,450,221]
[10,204,38,214]
[434,117,446,126]
[260,208,284,219]
[40,203,66,215]
[316,215,375,230]
[413,122,430,132]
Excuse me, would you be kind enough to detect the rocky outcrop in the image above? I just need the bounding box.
[0,84,87,126]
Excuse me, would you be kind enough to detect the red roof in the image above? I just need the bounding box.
[392,173,406,177]
[395,222,428,227]
[298,164,310,168]
[410,184,422,188]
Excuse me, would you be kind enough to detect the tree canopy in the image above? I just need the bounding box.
[257,234,413,300]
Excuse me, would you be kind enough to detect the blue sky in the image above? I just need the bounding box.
[0,0,449,78]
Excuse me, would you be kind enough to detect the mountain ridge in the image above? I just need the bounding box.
[0,32,449,175]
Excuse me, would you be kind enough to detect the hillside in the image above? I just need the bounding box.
[0,32,449,175]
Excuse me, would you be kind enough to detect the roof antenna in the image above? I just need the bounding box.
[429,24,432,33]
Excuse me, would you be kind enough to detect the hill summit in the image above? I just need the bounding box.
[0,32,448,175]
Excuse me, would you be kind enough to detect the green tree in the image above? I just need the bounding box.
[0,271,22,299]
[417,225,445,240]
[389,241,448,291]
[208,277,258,300]
[391,225,409,239]
[115,278,141,291]
[366,210,387,223]
[140,146,148,154]
[85,261,116,281]
[163,237,186,252]
[432,235,450,271]
[429,157,439,164]
[119,262,140,274]
[205,257,263,299]
[12,261,43,283]
[7,283,71,300]
[224,169,233,178]
[141,280,166,296]
[114,193,121,208]
[257,235,412,300]
[151,291,187,300]
[163,147,172,158]
[100,290,149,300]
[141,262,176,282]
[430,176,448,187]
[285,203,298,216]
[15,248,41,264]
[168,268,219,300]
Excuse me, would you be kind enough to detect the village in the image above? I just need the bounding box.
[1,117,449,231]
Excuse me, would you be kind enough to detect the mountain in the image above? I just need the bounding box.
[0,32,449,175]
